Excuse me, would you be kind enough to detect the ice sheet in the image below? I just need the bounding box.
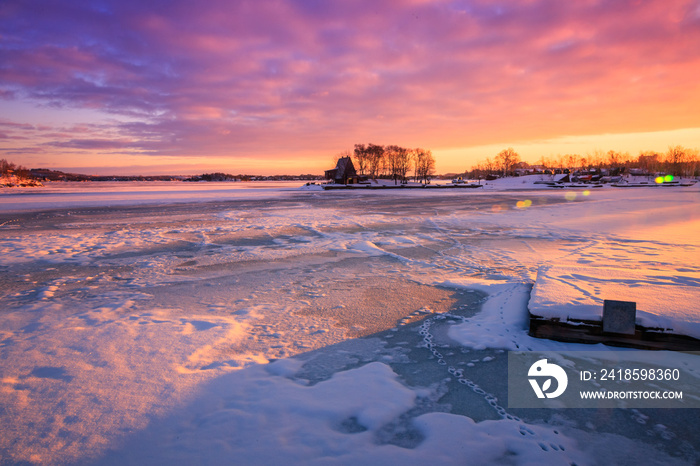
[1,182,698,464]
[0,180,304,211]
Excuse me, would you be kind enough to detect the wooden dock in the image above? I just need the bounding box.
[529,314,700,351]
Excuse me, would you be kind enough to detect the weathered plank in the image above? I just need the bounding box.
[529,314,700,351]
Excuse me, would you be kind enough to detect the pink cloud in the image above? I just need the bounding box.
[1,0,699,171]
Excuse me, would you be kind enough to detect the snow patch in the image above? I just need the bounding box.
[530,265,700,339]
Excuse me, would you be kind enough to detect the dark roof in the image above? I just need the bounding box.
[334,156,356,179]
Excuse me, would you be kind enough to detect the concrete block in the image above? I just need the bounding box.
[603,300,636,335]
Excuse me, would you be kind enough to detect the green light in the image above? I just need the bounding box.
[664,174,674,182]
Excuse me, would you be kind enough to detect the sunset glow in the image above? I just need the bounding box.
[2,0,700,175]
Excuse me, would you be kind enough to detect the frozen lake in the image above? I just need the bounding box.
[1,182,699,464]
[0,181,307,212]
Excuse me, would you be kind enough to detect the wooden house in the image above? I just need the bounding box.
[324,156,358,184]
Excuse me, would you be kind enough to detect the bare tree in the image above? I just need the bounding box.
[468,161,490,180]
[579,155,589,171]
[637,151,661,175]
[1,158,31,181]
[413,148,435,184]
[1,159,16,176]
[565,153,580,172]
[607,150,623,169]
[588,149,605,170]
[384,145,402,184]
[495,147,520,176]
[366,143,385,180]
[687,148,700,177]
[484,157,494,175]
[395,146,411,183]
[467,145,700,179]
[666,145,686,176]
[353,144,369,176]
[331,150,352,168]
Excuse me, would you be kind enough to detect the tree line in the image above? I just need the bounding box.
[466,146,700,179]
[1,158,31,179]
[345,144,436,184]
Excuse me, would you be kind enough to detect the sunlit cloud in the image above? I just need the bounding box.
[1,0,699,174]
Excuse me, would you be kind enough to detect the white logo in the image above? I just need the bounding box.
[528,359,568,399]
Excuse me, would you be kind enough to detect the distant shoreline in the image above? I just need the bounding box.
[320,183,483,190]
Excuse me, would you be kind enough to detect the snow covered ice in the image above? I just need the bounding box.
[1,180,699,465]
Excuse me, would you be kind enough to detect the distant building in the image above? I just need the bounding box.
[324,156,358,184]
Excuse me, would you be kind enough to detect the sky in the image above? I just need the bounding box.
[1,0,700,176]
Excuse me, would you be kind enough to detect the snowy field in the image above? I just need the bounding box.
[1,181,699,465]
